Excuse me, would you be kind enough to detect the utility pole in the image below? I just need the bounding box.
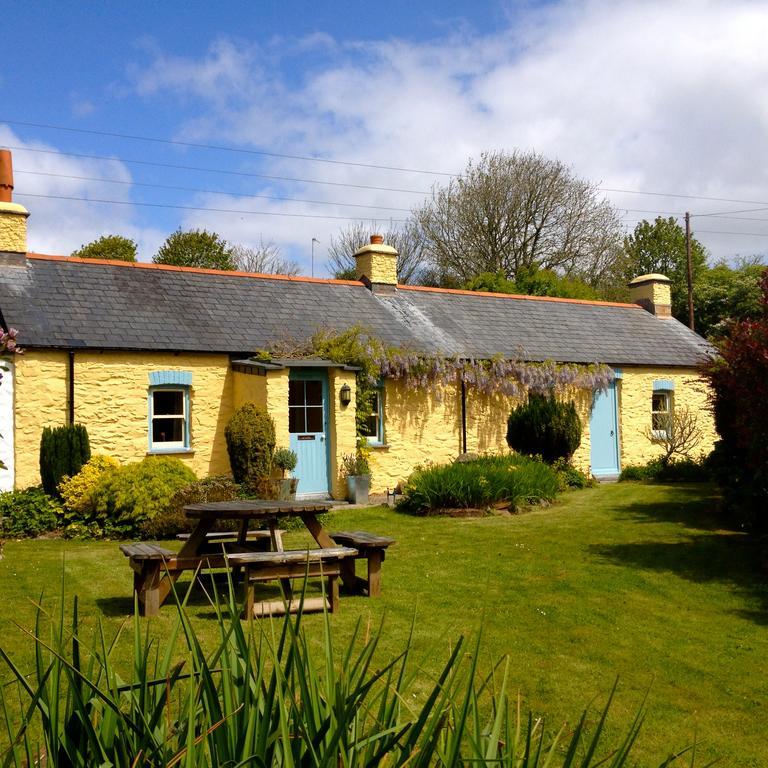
[311,237,320,278]
[685,212,694,331]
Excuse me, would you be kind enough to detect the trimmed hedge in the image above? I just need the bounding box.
[39,424,91,497]
[225,403,276,485]
[506,395,581,464]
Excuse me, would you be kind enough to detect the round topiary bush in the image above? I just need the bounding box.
[225,403,276,485]
[506,395,582,464]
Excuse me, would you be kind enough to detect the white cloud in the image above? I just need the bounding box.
[0,125,164,259]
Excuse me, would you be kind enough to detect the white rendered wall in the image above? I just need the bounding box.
[0,359,14,491]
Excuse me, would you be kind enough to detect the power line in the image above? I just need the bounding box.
[599,186,768,207]
[1,119,457,177]
[13,191,408,223]
[14,169,413,214]
[4,145,432,195]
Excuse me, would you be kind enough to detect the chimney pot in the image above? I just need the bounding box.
[0,149,14,203]
[370,234,384,245]
[0,150,30,255]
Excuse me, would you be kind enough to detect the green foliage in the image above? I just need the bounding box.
[58,455,120,522]
[507,395,582,464]
[619,455,712,483]
[0,486,61,537]
[153,228,237,270]
[0,581,690,767]
[140,475,241,539]
[272,446,298,473]
[693,259,765,338]
[466,265,599,300]
[622,216,708,322]
[87,456,196,537]
[397,453,559,514]
[225,402,276,484]
[341,437,372,477]
[552,458,596,490]
[71,234,137,262]
[39,424,91,497]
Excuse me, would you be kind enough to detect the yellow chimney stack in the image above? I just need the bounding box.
[354,234,399,294]
[0,150,29,254]
[628,273,672,317]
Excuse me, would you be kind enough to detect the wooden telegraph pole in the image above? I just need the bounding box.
[685,212,694,330]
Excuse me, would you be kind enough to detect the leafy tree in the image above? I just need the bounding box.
[465,265,598,300]
[326,220,426,283]
[702,269,768,536]
[72,235,137,262]
[231,241,300,276]
[693,259,765,338]
[414,150,624,285]
[506,395,582,464]
[153,229,237,271]
[622,217,707,322]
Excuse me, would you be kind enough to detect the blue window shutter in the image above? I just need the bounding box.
[653,379,675,391]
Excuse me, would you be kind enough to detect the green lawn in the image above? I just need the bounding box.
[1,482,766,765]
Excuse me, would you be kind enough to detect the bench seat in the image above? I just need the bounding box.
[330,531,395,597]
[119,543,175,560]
[175,530,276,541]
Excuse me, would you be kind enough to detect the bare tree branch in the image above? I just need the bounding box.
[644,404,704,466]
[231,241,301,276]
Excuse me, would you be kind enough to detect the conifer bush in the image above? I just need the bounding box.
[225,403,276,485]
[39,424,91,497]
[506,395,582,464]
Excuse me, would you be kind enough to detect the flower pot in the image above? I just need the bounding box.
[346,474,370,505]
[272,477,299,501]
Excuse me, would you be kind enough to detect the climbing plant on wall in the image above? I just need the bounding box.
[256,325,614,436]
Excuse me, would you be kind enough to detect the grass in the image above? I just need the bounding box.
[1,482,766,765]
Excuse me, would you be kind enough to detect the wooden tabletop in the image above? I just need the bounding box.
[184,499,334,519]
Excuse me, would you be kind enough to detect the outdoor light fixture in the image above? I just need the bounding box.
[339,383,352,406]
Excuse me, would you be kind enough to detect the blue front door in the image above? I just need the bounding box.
[288,369,330,496]
[590,380,620,479]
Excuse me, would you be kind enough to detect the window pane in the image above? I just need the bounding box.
[305,380,323,406]
[289,380,304,407]
[153,390,184,416]
[153,417,184,443]
[289,407,305,433]
[652,392,669,413]
[361,391,380,438]
[306,406,323,433]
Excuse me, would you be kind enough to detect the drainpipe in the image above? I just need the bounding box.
[68,351,75,425]
[460,378,467,454]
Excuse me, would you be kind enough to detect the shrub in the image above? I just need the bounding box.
[58,455,120,521]
[507,395,581,464]
[141,475,241,539]
[89,456,196,538]
[225,403,276,484]
[272,447,298,474]
[39,424,91,497]
[397,453,559,515]
[0,487,61,538]
[619,456,712,483]
[552,458,596,490]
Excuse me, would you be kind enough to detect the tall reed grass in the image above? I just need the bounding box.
[0,576,704,767]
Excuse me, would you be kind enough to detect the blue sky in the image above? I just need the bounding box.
[2,0,768,272]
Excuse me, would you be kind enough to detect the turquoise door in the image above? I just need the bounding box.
[590,380,620,479]
[288,369,330,496]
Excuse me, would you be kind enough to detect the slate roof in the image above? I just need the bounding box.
[0,254,713,367]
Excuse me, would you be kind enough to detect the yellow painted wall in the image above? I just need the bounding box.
[328,368,357,499]
[266,369,290,452]
[617,367,715,467]
[232,369,267,409]
[13,350,69,488]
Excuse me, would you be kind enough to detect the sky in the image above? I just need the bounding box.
[2,0,768,275]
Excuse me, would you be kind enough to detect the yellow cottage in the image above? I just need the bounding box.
[0,155,716,497]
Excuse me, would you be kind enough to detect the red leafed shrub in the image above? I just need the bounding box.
[702,269,768,535]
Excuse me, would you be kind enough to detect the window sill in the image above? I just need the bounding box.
[367,442,389,449]
[147,447,195,456]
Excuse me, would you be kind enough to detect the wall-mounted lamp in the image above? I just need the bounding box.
[339,383,352,407]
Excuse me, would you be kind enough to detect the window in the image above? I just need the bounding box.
[148,371,192,452]
[289,379,324,434]
[651,390,672,439]
[360,383,385,445]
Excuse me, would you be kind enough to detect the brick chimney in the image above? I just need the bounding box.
[628,273,672,317]
[354,234,399,294]
[0,150,29,259]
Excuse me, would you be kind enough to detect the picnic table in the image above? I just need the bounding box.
[120,499,395,618]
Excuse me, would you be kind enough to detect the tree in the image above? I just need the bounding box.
[72,235,137,262]
[230,241,301,276]
[622,217,708,322]
[326,220,427,283]
[465,265,599,300]
[643,404,703,466]
[693,258,765,338]
[414,150,624,285]
[153,229,236,271]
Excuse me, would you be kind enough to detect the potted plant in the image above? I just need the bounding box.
[272,447,299,501]
[342,439,372,504]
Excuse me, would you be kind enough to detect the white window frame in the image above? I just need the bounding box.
[651,390,672,440]
[148,385,190,452]
[361,382,385,446]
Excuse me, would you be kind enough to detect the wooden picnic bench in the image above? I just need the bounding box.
[330,531,395,597]
[227,546,358,617]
